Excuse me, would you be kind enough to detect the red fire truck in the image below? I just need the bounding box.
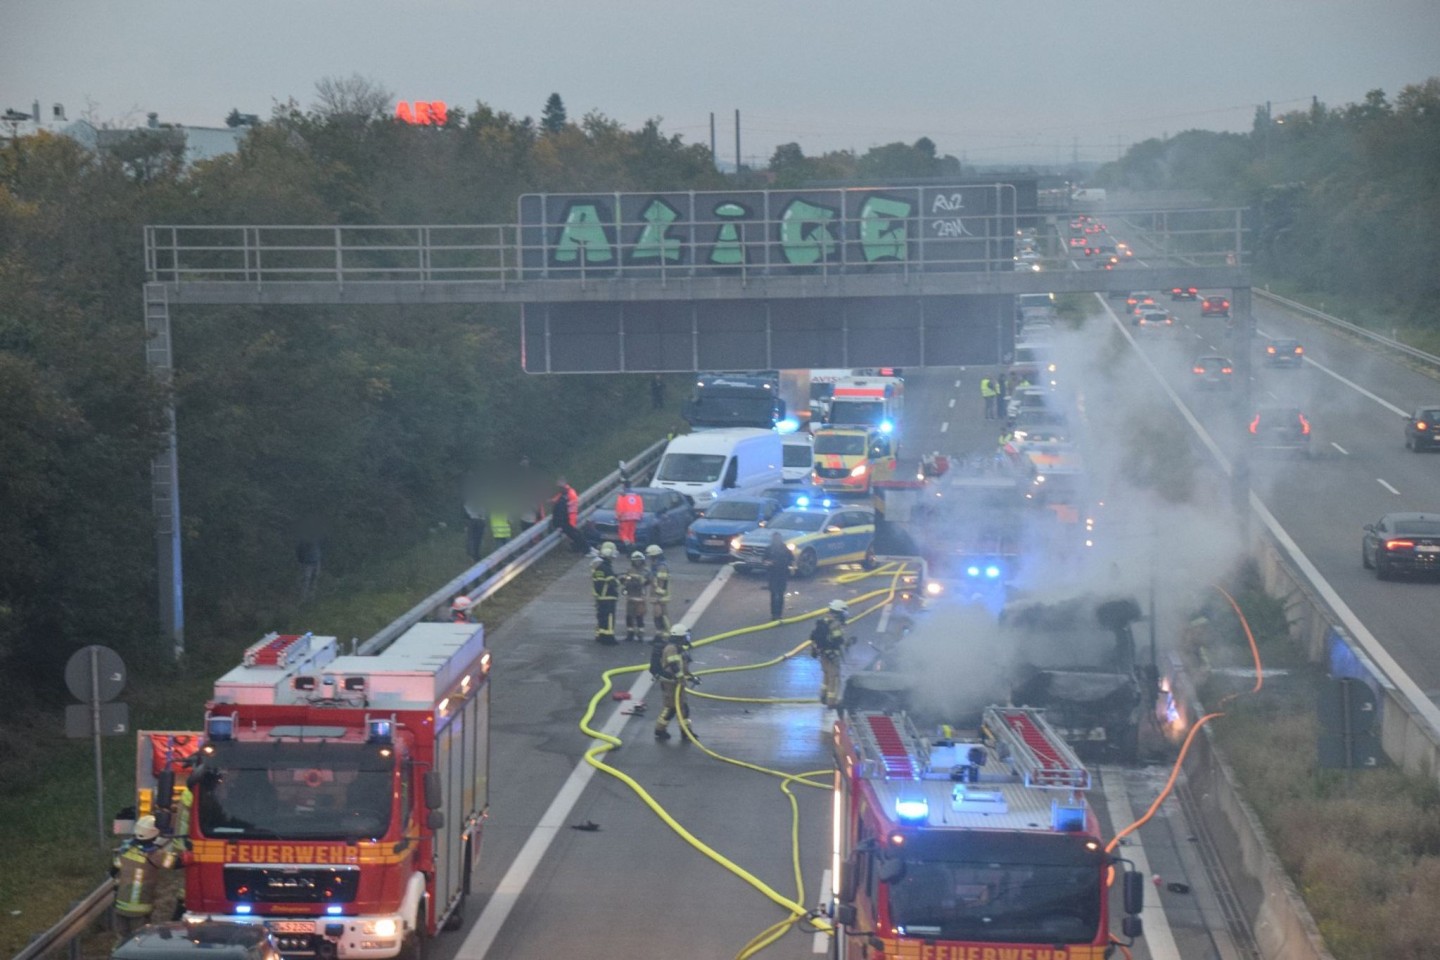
[829,706,1143,959]
[133,624,490,959]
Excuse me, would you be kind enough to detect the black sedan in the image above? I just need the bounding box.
[1249,406,1311,455]
[1404,406,1440,452]
[1362,513,1440,580]
[1170,285,1199,301]
[1192,356,1234,389]
[581,487,696,548]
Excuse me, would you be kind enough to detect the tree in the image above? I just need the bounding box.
[312,73,393,121]
[541,93,567,135]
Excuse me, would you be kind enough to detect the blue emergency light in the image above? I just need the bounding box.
[326,905,343,916]
[879,420,894,434]
[776,418,800,434]
[234,905,252,915]
[985,565,1001,579]
[895,797,929,823]
[796,496,809,507]
[966,565,981,578]
[205,714,235,742]
[1052,801,1087,832]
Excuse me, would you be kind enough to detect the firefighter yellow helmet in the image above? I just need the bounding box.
[599,542,618,559]
[631,551,646,563]
[134,815,160,841]
[645,544,664,558]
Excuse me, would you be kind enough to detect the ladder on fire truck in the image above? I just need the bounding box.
[984,705,1090,790]
[850,711,928,780]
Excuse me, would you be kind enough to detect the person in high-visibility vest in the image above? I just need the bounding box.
[614,483,645,552]
[621,551,650,642]
[111,815,172,939]
[809,600,851,707]
[653,625,697,740]
[591,543,620,645]
[980,376,999,419]
[645,544,671,641]
[488,503,512,548]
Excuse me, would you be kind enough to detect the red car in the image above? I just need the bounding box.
[1170,286,1199,301]
[1201,296,1231,317]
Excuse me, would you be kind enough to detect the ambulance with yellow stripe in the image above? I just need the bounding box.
[133,624,490,959]
[811,426,895,496]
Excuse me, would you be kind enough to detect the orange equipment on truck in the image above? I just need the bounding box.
[134,625,490,959]
[828,706,1144,959]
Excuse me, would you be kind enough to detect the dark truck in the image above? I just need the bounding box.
[682,373,786,430]
[843,593,1150,763]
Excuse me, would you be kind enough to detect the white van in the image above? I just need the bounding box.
[652,428,784,513]
[781,432,815,483]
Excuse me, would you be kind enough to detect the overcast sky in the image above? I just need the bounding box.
[5,0,1439,167]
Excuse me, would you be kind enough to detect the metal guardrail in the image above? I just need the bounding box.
[359,437,667,654]
[21,438,669,959]
[13,879,114,960]
[1254,288,1440,370]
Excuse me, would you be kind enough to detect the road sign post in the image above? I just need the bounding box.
[64,645,129,856]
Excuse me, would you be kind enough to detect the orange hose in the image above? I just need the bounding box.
[1104,583,1266,855]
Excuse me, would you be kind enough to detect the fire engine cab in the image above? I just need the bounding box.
[134,624,490,960]
[829,706,1143,959]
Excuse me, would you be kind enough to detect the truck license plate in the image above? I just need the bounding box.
[1417,546,1440,554]
[269,921,315,934]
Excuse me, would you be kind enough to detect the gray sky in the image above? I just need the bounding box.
[5,0,1439,166]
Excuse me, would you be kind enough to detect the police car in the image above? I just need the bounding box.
[730,504,876,578]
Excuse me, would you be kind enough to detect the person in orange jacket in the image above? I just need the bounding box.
[614,482,645,551]
[550,479,584,552]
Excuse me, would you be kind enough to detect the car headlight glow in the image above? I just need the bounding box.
[850,463,869,477]
[729,535,743,552]
[362,919,398,938]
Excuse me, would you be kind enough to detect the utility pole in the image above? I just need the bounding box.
[734,109,741,175]
[709,112,716,171]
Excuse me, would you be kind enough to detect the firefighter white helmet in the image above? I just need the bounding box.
[451,596,472,611]
[669,624,691,640]
[599,542,618,558]
[631,551,646,563]
[134,814,160,841]
[828,599,850,616]
[645,544,664,558]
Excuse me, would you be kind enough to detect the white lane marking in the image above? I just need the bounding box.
[940,421,949,433]
[1255,326,1407,416]
[954,379,962,388]
[812,869,832,953]
[1378,478,1401,495]
[1331,442,1349,455]
[947,398,956,409]
[457,565,735,959]
[1100,773,1182,960]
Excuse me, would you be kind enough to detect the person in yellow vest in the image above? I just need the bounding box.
[111,815,173,939]
[980,376,998,419]
[645,544,671,641]
[621,551,650,642]
[653,625,697,741]
[488,503,513,548]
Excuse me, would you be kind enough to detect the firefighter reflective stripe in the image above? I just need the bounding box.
[592,565,619,600]
[113,843,166,915]
[650,564,670,600]
[616,492,644,521]
[489,511,512,539]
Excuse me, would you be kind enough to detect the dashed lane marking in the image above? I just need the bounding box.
[1331,442,1349,455]
[1378,478,1401,495]
[940,421,949,433]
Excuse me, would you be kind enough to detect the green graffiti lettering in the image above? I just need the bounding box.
[858,196,911,262]
[709,202,747,265]
[632,199,682,262]
[554,204,613,264]
[780,199,837,265]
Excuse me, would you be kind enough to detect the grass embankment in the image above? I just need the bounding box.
[1191,574,1440,960]
[0,407,685,957]
[1254,273,1440,358]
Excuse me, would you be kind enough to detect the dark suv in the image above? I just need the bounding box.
[1249,406,1311,455]
[1404,406,1440,452]
[1263,338,1304,367]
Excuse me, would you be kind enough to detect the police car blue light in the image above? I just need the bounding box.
[776,418,800,434]
[985,565,1001,579]
[879,420,894,434]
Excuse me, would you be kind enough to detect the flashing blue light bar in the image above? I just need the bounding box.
[206,715,234,742]
[879,420,894,434]
[895,797,929,823]
[966,565,981,578]
[1052,801,1087,832]
[326,905,343,916]
[234,905,252,915]
[985,565,1001,579]
[796,496,810,507]
[776,418,800,434]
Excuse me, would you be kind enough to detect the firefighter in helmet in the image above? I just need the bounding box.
[653,624,697,741]
[645,544,671,641]
[621,550,651,642]
[591,542,620,645]
[111,815,172,939]
[809,599,851,707]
